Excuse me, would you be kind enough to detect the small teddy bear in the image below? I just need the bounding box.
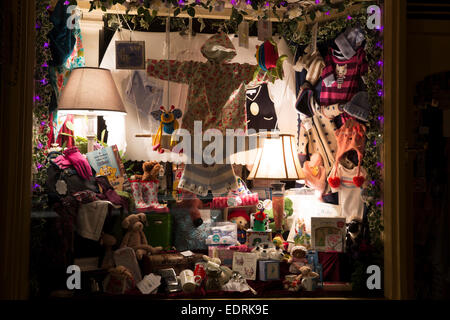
[103,265,135,294]
[134,161,161,181]
[120,213,163,260]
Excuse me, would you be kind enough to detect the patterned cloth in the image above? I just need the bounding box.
[298,92,342,178]
[178,164,238,197]
[146,33,261,134]
[320,47,367,106]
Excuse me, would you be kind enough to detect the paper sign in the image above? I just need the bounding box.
[258,19,272,41]
[180,250,194,257]
[116,41,146,70]
[238,21,249,48]
[137,273,161,294]
[232,252,258,280]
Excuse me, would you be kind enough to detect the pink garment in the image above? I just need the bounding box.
[146,33,262,134]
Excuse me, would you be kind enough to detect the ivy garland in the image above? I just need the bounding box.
[32,0,53,210]
[88,0,359,27]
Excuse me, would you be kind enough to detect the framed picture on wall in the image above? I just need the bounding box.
[115,41,145,70]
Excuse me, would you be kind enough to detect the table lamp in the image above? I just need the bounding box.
[247,133,305,233]
[58,67,126,153]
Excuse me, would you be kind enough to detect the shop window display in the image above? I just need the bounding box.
[30,0,384,299]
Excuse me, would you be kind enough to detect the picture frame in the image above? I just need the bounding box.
[115,41,146,70]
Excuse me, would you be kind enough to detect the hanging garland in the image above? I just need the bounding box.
[87,0,360,27]
[32,0,53,210]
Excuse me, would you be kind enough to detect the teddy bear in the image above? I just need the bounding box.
[298,265,319,280]
[176,190,203,227]
[134,161,161,181]
[120,213,163,260]
[103,265,135,294]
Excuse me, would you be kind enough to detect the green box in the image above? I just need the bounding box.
[143,212,173,250]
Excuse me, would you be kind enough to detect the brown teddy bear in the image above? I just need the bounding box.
[134,161,161,181]
[120,213,162,259]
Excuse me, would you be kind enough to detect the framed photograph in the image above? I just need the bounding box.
[115,41,145,70]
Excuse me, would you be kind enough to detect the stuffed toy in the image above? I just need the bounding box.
[227,209,250,245]
[100,233,117,270]
[120,213,163,260]
[202,255,232,290]
[288,245,308,274]
[103,265,135,294]
[134,161,161,181]
[176,190,203,227]
[151,105,182,153]
[130,161,168,213]
[272,235,289,251]
[297,265,319,282]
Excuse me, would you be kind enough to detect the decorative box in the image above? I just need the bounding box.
[311,217,346,252]
[258,260,280,281]
[246,230,272,248]
[208,245,235,267]
[205,222,237,246]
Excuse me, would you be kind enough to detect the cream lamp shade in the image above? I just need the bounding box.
[58,67,126,115]
[247,133,305,180]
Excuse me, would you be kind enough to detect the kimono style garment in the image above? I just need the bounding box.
[146,32,261,135]
[146,33,262,196]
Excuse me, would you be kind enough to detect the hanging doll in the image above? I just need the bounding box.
[150,105,182,153]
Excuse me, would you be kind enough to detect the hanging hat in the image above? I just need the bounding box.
[228,209,250,222]
[343,91,370,122]
[290,245,307,255]
[334,26,365,60]
[201,32,237,63]
[263,40,279,69]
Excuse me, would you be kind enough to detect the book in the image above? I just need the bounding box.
[86,145,125,191]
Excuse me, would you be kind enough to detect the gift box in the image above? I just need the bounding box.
[311,217,346,252]
[258,260,280,281]
[246,230,272,248]
[208,245,235,267]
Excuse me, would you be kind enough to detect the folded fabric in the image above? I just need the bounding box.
[52,154,72,170]
[294,45,325,87]
[76,200,119,241]
[343,91,370,122]
[334,26,365,60]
